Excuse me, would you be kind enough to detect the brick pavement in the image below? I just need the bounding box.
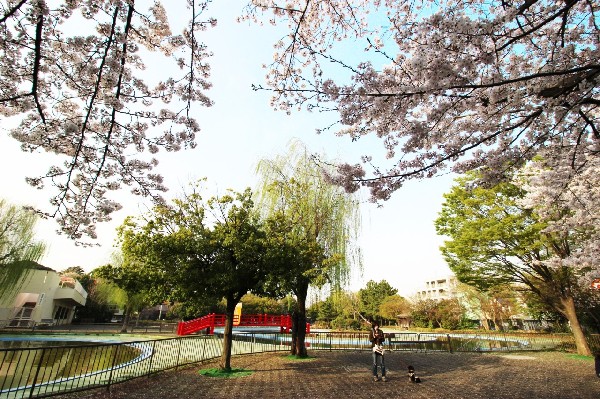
[56,350,599,399]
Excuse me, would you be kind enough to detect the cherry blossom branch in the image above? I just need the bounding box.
[31,7,45,124]
[0,0,28,24]
[53,6,121,221]
[497,0,580,52]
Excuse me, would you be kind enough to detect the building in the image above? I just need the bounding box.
[0,263,88,327]
[414,275,459,301]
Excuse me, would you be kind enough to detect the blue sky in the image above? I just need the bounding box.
[0,1,454,297]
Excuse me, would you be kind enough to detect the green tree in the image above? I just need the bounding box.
[58,266,112,323]
[238,293,285,315]
[435,174,592,355]
[434,298,465,330]
[0,199,46,300]
[457,283,523,331]
[315,296,337,326]
[379,294,410,326]
[255,141,362,357]
[94,253,153,333]
[120,184,277,370]
[410,299,439,329]
[76,277,124,323]
[358,280,398,324]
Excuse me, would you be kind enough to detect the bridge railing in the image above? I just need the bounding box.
[176,314,300,336]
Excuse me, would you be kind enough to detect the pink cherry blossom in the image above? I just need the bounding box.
[1,0,214,241]
[244,0,599,202]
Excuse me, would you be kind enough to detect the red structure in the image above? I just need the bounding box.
[176,313,311,336]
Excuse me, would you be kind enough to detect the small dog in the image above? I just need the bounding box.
[408,365,421,383]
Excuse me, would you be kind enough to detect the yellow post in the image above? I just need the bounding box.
[233,302,242,326]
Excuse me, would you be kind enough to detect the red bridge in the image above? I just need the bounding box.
[177,313,311,336]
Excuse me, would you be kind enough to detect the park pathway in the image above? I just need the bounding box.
[54,350,599,399]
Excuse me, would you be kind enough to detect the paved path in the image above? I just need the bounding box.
[55,350,599,399]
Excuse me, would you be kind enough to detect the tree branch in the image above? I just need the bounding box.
[0,0,28,24]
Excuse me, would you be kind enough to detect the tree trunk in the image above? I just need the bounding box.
[480,318,490,330]
[219,300,236,371]
[291,284,308,357]
[120,307,130,333]
[559,295,592,356]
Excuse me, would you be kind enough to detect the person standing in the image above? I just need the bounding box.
[369,322,387,382]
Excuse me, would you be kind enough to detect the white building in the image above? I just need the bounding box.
[414,275,459,301]
[0,263,88,327]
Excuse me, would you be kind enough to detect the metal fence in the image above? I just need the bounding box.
[1,331,598,399]
[0,322,179,335]
[305,331,600,353]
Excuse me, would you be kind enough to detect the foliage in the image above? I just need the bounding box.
[410,299,439,329]
[519,155,600,281]
[379,294,410,324]
[58,266,112,322]
[0,1,215,240]
[255,141,362,355]
[73,281,119,323]
[358,280,398,322]
[435,173,592,354]
[256,141,362,292]
[245,1,599,203]
[0,199,46,300]
[435,298,465,330]
[308,289,365,330]
[238,293,286,315]
[93,253,153,330]
[119,183,279,369]
[455,283,523,331]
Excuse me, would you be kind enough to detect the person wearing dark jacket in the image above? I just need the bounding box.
[369,322,387,382]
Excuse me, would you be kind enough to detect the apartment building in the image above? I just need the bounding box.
[414,275,459,301]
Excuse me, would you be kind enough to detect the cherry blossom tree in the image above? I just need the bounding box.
[0,1,214,240]
[519,152,600,281]
[244,0,599,201]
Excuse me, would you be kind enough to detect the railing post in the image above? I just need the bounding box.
[175,337,183,370]
[447,334,453,353]
[147,340,157,377]
[106,344,121,391]
[28,348,45,399]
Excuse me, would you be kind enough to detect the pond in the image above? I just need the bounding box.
[0,336,144,392]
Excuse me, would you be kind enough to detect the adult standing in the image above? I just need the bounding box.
[369,322,387,382]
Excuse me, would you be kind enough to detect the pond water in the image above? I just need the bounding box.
[0,336,143,392]
[0,340,99,349]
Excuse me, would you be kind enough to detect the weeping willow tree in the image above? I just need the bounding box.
[255,140,362,357]
[0,199,46,300]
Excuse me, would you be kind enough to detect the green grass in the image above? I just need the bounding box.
[198,368,253,378]
[565,354,594,362]
[283,354,317,361]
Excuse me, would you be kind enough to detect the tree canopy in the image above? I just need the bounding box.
[119,183,277,370]
[357,279,398,323]
[1,1,214,240]
[94,252,154,332]
[0,198,46,300]
[245,1,599,202]
[255,141,362,356]
[435,173,593,354]
[4,1,598,243]
[519,155,599,280]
